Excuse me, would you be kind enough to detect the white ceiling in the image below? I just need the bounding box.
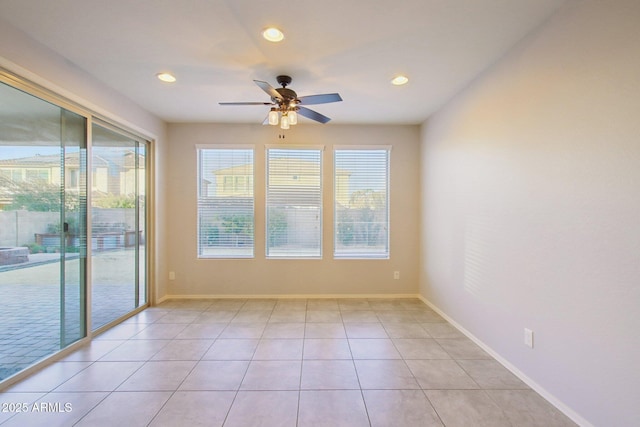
[0,0,566,125]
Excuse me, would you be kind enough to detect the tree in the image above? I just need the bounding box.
[3,179,78,212]
[267,209,288,247]
[220,214,253,246]
[349,189,386,246]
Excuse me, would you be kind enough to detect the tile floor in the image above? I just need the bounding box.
[0,298,577,426]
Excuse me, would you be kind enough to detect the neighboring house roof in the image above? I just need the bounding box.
[0,153,137,169]
[0,153,83,168]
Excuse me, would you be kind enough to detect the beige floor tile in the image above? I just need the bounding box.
[148,391,235,427]
[253,339,303,360]
[274,299,308,311]
[486,390,577,427]
[406,360,479,390]
[60,340,125,361]
[7,362,91,392]
[298,390,369,427]
[376,311,418,323]
[240,360,301,390]
[175,323,226,339]
[94,323,149,340]
[54,361,144,392]
[1,392,108,427]
[349,339,402,359]
[436,338,491,359]
[367,300,406,311]
[305,310,343,323]
[150,339,213,361]
[301,360,360,390]
[338,299,372,311]
[306,299,339,310]
[364,389,443,427]
[457,359,529,389]
[0,393,47,424]
[383,323,431,339]
[421,323,464,338]
[355,360,420,389]
[341,310,379,323]
[219,323,266,339]
[425,390,511,427]
[231,310,272,323]
[202,339,258,360]
[207,299,246,311]
[224,391,298,427]
[98,339,170,361]
[411,311,445,323]
[195,310,237,323]
[3,298,576,427]
[154,311,200,324]
[74,391,171,427]
[240,300,277,311]
[179,360,248,391]
[268,310,307,323]
[262,322,305,338]
[117,360,195,391]
[393,338,451,359]
[303,339,352,359]
[122,310,168,324]
[131,323,187,340]
[344,323,389,338]
[305,322,346,338]
[159,300,211,311]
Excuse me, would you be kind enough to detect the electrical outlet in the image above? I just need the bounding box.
[169,271,175,280]
[393,271,400,280]
[524,328,534,348]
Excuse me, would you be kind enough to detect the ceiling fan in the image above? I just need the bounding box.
[219,75,342,129]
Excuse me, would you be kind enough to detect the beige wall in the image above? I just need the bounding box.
[419,1,640,426]
[166,123,420,297]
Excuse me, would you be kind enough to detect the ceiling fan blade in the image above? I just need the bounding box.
[254,80,283,101]
[219,102,273,105]
[297,93,342,105]
[297,106,331,124]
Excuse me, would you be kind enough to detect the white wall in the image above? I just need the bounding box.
[0,18,170,303]
[419,1,640,425]
[166,123,420,297]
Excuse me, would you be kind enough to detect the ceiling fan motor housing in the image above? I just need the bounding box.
[275,87,298,104]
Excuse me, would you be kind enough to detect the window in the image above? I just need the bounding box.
[334,147,390,259]
[266,148,322,258]
[197,147,254,258]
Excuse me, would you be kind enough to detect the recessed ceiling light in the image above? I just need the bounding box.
[262,27,284,42]
[156,72,176,83]
[391,75,409,86]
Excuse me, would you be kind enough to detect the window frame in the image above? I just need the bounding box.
[333,145,391,260]
[196,144,255,259]
[265,145,324,259]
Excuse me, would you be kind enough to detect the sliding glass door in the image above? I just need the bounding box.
[0,75,150,383]
[91,123,147,330]
[0,81,87,381]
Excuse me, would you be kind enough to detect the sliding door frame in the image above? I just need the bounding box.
[0,68,155,387]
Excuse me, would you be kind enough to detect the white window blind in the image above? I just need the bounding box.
[197,148,254,258]
[334,148,390,259]
[266,148,322,258]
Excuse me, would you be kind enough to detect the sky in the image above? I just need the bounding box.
[0,146,59,160]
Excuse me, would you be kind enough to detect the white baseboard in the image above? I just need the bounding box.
[417,295,592,427]
[158,293,419,302]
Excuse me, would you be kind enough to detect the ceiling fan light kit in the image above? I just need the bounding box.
[219,75,342,130]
